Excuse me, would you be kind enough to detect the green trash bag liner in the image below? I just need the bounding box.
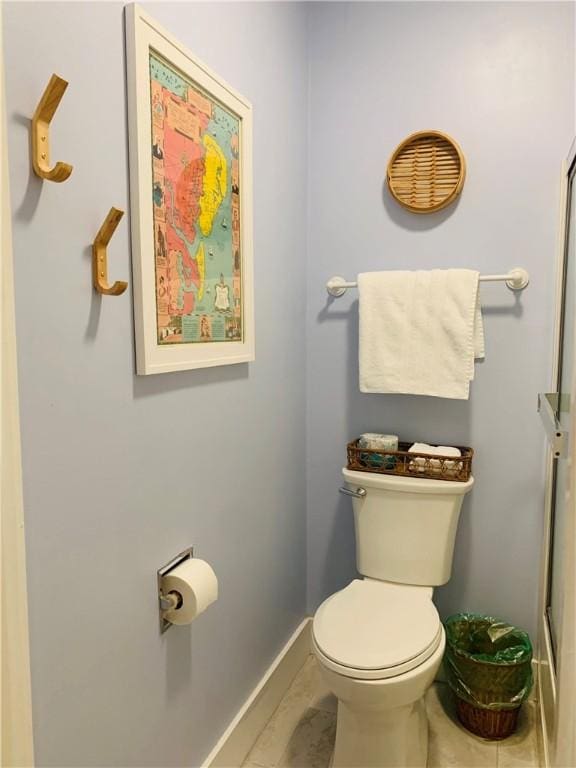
[444,613,533,710]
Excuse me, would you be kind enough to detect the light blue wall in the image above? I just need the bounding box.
[4,2,308,766]
[4,2,574,766]
[306,1,574,637]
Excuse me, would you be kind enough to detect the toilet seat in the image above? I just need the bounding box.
[312,579,442,680]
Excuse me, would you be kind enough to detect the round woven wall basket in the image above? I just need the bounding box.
[387,130,466,214]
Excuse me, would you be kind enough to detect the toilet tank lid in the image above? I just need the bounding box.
[313,580,441,672]
[342,467,474,495]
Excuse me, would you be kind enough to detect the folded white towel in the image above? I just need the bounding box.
[409,443,461,457]
[358,269,484,400]
[408,443,462,476]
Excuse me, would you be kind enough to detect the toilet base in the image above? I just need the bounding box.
[313,629,445,768]
[332,697,428,768]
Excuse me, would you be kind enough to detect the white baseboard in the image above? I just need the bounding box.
[203,617,312,768]
[536,658,551,768]
[530,658,540,704]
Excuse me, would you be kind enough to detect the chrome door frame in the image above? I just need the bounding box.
[538,136,576,768]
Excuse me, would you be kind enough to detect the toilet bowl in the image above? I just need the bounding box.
[312,579,444,768]
[313,468,474,767]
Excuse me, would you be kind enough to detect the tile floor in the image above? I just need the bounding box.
[242,656,541,768]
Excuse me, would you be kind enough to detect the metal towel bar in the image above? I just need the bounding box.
[326,268,530,297]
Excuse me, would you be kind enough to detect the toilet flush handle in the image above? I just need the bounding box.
[339,486,366,499]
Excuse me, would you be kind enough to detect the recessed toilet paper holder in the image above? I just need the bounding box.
[157,546,193,633]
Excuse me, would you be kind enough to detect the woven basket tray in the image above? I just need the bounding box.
[347,440,473,482]
[387,130,465,214]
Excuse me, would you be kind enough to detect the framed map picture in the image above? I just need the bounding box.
[126,5,254,374]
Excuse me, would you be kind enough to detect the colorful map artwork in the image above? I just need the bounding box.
[149,53,242,345]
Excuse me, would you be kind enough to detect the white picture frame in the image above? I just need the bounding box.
[125,4,254,375]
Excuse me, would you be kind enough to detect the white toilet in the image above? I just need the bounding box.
[312,467,474,768]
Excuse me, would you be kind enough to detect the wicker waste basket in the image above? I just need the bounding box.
[444,614,533,740]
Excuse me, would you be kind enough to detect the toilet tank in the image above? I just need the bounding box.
[342,467,474,586]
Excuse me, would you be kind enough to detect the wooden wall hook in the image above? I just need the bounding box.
[92,208,128,296]
[32,74,73,182]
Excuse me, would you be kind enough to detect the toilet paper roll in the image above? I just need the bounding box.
[162,558,218,625]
